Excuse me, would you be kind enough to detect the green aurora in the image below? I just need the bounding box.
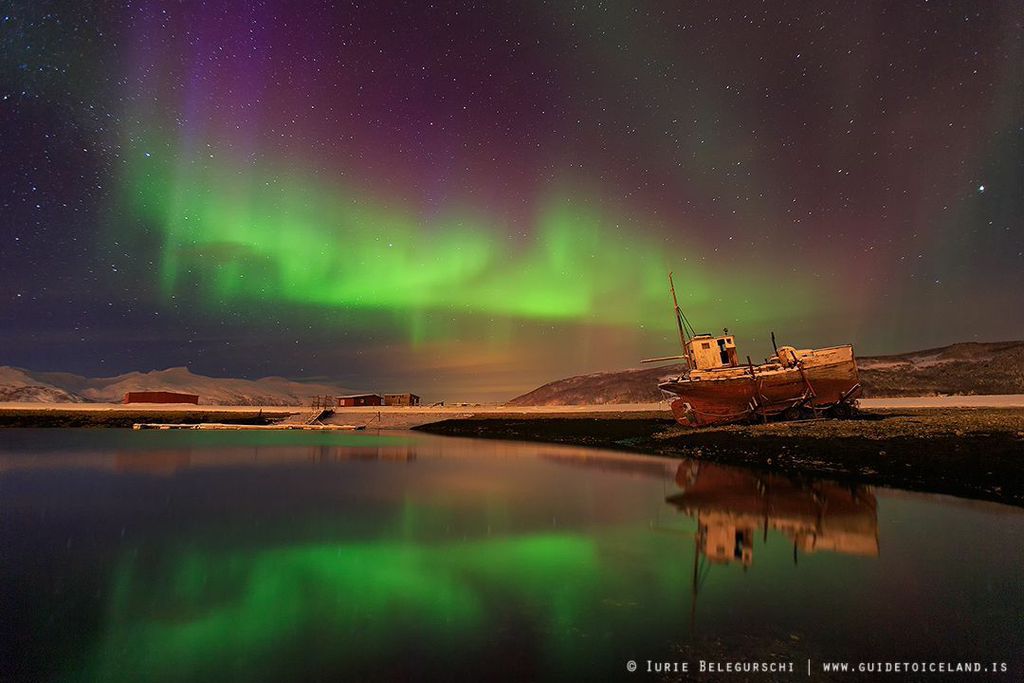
[120,144,822,344]
[65,516,885,682]
[69,532,663,681]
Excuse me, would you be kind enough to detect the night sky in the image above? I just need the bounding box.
[2,1,1022,400]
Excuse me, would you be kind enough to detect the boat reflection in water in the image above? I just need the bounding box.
[666,460,879,569]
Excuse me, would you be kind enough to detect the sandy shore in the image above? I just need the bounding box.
[3,393,1023,427]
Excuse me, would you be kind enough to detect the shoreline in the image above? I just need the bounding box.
[1,393,1022,427]
[414,407,1024,508]
[2,400,1022,508]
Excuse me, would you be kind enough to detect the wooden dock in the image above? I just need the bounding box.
[304,406,334,425]
[132,423,366,431]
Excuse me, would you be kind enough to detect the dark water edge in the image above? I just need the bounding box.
[414,415,1024,508]
[0,410,278,428]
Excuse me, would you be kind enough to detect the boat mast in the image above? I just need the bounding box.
[640,271,696,367]
[669,272,699,370]
[669,272,688,352]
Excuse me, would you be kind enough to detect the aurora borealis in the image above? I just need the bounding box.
[2,1,1022,399]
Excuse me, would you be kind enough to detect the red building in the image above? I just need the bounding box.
[337,394,384,407]
[383,393,421,406]
[123,391,199,404]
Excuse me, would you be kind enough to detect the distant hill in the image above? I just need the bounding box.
[0,366,358,406]
[507,341,1024,406]
[0,367,90,403]
[857,341,1024,397]
[506,363,688,406]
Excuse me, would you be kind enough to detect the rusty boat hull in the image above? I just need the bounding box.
[660,345,861,427]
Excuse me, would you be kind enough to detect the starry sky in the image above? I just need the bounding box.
[2,1,1022,400]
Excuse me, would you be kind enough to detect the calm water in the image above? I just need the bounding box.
[1,429,1021,681]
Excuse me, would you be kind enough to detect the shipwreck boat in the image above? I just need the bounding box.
[643,274,861,427]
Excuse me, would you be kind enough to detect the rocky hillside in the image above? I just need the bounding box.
[506,364,687,406]
[507,341,1024,405]
[0,366,357,406]
[858,341,1024,397]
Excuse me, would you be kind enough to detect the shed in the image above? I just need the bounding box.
[383,393,421,407]
[337,393,384,407]
[123,391,199,405]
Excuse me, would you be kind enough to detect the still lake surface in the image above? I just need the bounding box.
[2,429,1022,681]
